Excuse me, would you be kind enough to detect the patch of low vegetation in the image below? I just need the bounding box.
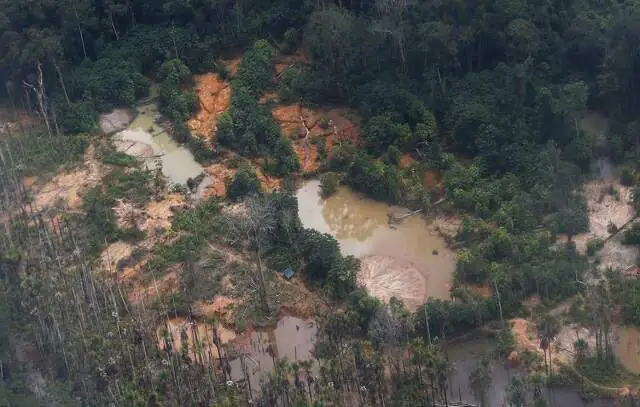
[226,166,261,201]
[81,167,154,255]
[319,171,340,197]
[622,222,640,245]
[101,149,138,167]
[5,132,88,176]
[147,198,229,273]
[586,238,605,256]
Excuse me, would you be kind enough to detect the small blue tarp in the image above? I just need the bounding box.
[281,267,295,280]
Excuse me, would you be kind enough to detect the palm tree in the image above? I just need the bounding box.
[538,314,561,377]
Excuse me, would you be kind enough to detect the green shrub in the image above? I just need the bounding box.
[281,28,300,54]
[72,58,149,111]
[623,223,640,245]
[386,145,401,166]
[235,40,273,96]
[57,100,98,134]
[226,167,262,201]
[621,167,635,187]
[586,238,604,256]
[319,172,340,197]
[319,115,330,129]
[269,137,300,176]
[188,137,216,164]
[119,227,146,242]
[102,150,138,167]
[634,185,640,215]
[494,326,516,358]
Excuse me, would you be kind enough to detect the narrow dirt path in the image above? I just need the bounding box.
[299,106,311,168]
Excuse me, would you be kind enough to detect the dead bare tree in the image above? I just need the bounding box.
[234,195,277,314]
[22,62,53,138]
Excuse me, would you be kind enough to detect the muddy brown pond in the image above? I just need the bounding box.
[113,102,212,196]
[296,180,456,310]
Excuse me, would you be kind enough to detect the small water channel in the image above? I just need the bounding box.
[113,102,212,196]
[296,180,456,309]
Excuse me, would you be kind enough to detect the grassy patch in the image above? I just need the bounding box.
[102,150,138,167]
[6,132,88,176]
[82,168,154,256]
[146,197,234,275]
[574,355,640,388]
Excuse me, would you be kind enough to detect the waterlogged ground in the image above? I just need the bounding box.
[447,337,611,406]
[296,180,456,310]
[229,316,318,391]
[112,103,211,193]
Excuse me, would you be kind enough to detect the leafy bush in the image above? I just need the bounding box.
[319,172,340,197]
[235,40,273,96]
[102,150,138,167]
[623,223,640,245]
[72,58,149,112]
[633,185,640,215]
[494,326,516,358]
[301,229,358,299]
[159,85,197,122]
[281,28,300,54]
[620,280,640,326]
[278,66,311,103]
[386,145,401,166]
[268,137,300,176]
[57,100,97,134]
[621,167,635,187]
[586,238,604,256]
[227,167,262,201]
[157,59,197,123]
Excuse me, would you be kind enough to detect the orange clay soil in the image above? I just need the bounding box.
[186,56,242,145]
[128,265,181,305]
[271,103,361,173]
[200,155,281,198]
[399,154,416,168]
[187,73,232,146]
[222,56,242,78]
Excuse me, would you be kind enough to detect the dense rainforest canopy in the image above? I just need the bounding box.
[3,0,640,406]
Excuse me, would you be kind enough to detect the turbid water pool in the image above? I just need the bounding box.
[296,180,456,309]
[113,103,212,195]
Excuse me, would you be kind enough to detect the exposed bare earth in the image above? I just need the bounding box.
[358,255,428,311]
[187,73,232,146]
[552,178,638,277]
[430,215,462,242]
[99,109,132,134]
[27,144,103,211]
[157,317,236,362]
[101,241,134,274]
[271,104,361,174]
[193,296,239,326]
